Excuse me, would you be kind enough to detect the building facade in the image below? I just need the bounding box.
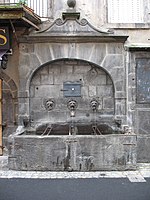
[0,0,150,170]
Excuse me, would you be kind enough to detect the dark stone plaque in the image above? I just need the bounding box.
[63,82,81,97]
[136,59,150,103]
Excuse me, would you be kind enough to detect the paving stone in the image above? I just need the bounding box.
[127,172,146,182]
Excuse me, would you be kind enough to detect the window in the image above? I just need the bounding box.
[1,0,51,19]
[27,0,49,19]
[108,0,144,23]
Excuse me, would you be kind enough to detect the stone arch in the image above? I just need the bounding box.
[0,70,18,149]
[19,43,125,103]
[28,58,115,126]
[27,58,115,93]
[0,71,18,99]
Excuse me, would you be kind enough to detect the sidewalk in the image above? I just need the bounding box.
[0,156,150,182]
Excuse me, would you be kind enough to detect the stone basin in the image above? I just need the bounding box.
[33,123,123,135]
[9,133,137,171]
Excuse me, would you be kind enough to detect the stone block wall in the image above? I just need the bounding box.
[131,53,150,162]
[18,42,127,128]
[29,60,114,125]
[0,71,18,152]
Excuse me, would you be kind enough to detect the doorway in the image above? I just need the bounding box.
[0,73,18,155]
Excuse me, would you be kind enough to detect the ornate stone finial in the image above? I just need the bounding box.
[63,0,79,20]
[67,0,76,8]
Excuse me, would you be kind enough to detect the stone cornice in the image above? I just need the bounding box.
[19,35,128,43]
[19,17,128,43]
[35,18,113,34]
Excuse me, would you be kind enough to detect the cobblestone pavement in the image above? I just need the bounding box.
[0,156,150,182]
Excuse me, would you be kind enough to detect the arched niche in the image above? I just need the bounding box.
[29,59,115,126]
[0,71,18,150]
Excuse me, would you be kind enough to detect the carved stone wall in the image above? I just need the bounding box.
[18,42,127,127]
[29,59,114,126]
[0,71,18,151]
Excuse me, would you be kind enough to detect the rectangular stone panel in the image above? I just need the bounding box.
[137,135,150,162]
[136,58,150,103]
[136,109,150,135]
[9,135,137,171]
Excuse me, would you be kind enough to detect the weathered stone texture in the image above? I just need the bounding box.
[2,76,18,146]
[9,135,137,171]
[19,54,30,68]
[102,55,124,68]
[20,44,35,53]
[29,60,115,125]
[106,43,124,54]
[97,85,114,97]
[137,136,150,162]
[136,110,150,135]
[115,99,126,116]
[2,0,150,170]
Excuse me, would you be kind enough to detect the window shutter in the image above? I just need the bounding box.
[28,0,48,18]
[108,0,143,23]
